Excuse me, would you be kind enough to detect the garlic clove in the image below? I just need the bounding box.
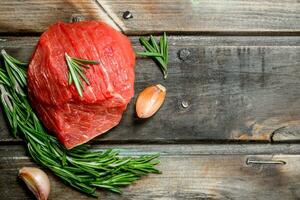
[136,84,166,118]
[19,167,50,200]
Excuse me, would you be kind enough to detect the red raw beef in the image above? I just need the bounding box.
[28,21,135,149]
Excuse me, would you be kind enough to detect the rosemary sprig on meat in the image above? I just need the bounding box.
[136,32,169,79]
[0,50,160,197]
[65,53,99,97]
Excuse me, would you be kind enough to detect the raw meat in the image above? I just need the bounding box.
[28,21,135,149]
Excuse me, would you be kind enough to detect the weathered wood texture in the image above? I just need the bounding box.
[1,36,300,143]
[1,1,299,200]
[0,0,299,34]
[0,0,120,33]
[99,0,300,34]
[1,144,300,199]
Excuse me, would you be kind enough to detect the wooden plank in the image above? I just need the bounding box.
[99,0,300,34]
[1,144,300,199]
[0,0,299,34]
[272,124,300,142]
[0,36,300,143]
[0,0,121,34]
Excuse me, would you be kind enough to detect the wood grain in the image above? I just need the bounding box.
[272,124,300,142]
[0,0,121,34]
[0,0,299,34]
[0,36,300,143]
[1,144,300,199]
[100,0,300,34]
[0,1,299,199]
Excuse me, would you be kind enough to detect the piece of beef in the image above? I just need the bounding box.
[28,21,135,149]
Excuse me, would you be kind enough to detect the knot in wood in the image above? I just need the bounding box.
[178,48,190,61]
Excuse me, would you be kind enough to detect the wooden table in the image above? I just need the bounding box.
[0,0,300,199]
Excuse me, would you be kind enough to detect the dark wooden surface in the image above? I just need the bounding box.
[0,0,121,33]
[0,0,300,199]
[0,0,299,34]
[2,144,300,200]
[98,0,300,34]
[0,36,300,143]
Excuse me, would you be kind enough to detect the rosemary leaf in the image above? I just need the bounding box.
[164,32,168,68]
[160,36,164,57]
[68,72,73,85]
[2,50,27,66]
[72,57,99,65]
[150,35,160,52]
[73,64,90,85]
[136,51,162,57]
[66,55,83,96]
[12,106,17,135]
[139,37,157,53]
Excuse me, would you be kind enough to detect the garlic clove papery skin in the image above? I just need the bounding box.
[136,84,166,118]
[19,167,50,200]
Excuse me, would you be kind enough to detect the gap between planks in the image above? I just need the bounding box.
[2,144,300,156]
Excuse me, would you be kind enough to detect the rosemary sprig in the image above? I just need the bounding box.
[1,50,27,96]
[0,50,160,197]
[136,32,169,79]
[65,53,99,97]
